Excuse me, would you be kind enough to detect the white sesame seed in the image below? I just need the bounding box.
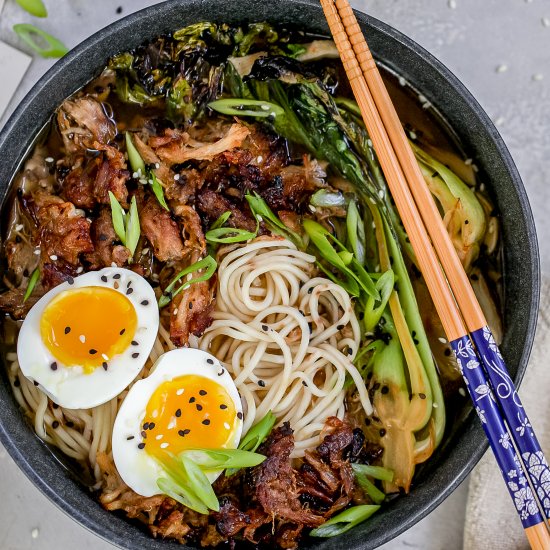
[224,423,231,430]
[152,410,158,418]
[156,434,163,440]
[367,139,373,148]
[464,158,473,165]
[15,224,24,232]
[174,174,180,181]
[398,76,407,86]
[495,64,508,74]
[139,178,148,184]
[76,267,84,274]
[31,528,39,539]
[173,309,178,315]
[532,73,544,82]
[186,273,193,282]
[256,155,263,163]
[409,131,417,140]
[438,337,447,344]
[309,205,317,212]
[167,418,176,430]
[49,255,58,261]
[256,215,263,222]
[132,172,139,179]
[374,264,380,272]
[79,335,86,343]
[459,388,467,397]
[472,164,479,173]
[45,157,54,163]
[448,0,457,8]
[160,442,169,449]
[378,189,385,199]
[418,94,428,104]
[542,17,550,28]
[479,183,486,192]
[155,163,160,169]
[102,354,109,361]
[141,248,150,255]
[176,389,184,395]
[33,249,40,255]
[111,262,117,268]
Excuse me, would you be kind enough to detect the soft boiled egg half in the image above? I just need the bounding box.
[18,267,158,409]
[112,348,243,497]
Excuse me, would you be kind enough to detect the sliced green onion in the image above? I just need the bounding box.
[209,98,284,118]
[23,268,40,302]
[157,476,209,515]
[352,467,386,504]
[239,411,276,453]
[13,24,68,58]
[125,132,146,174]
[310,505,380,537]
[15,0,47,17]
[351,463,394,482]
[209,211,232,230]
[245,192,303,247]
[182,449,266,471]
[159,256,217,308]
[125,196,141,257]
[151,173,169,211]
[205,226,257,244]
[108,191,126,244]
[180,455,219,512]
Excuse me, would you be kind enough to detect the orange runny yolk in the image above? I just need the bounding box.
[142,375,237,458]
[40,286,137,373]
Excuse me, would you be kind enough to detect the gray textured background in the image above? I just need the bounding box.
[0,0,548,548]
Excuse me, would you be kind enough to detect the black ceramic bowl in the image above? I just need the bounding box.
[0,0,540,548]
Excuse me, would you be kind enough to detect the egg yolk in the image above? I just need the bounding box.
[40,286,137,373]
[141,375,237,459]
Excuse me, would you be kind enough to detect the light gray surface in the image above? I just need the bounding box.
[0,0,548,549]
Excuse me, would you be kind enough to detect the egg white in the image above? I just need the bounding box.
[112,348,243,497]
[17,267,159,409]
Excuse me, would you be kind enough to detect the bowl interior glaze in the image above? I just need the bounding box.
[0,1,539,549]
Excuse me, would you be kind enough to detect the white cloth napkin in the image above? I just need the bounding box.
[464,277,550,549]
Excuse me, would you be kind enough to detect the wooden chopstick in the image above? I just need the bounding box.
[320,0,550,546]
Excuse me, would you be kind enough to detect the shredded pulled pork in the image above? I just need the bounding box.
[99,418,376,549]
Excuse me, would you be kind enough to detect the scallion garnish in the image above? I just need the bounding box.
[309,505,380,537]
[151,172,169,211]
[209,98,284,118]
[15,0,47,17]
[238,411,276,453]
[351,464,393,505]
[205,211,258,244]
[125,132,146,174]
[108,192,141,259]
[182,448,266,471]
[351,463,394,482]
[13,24,68,58]
[23,268,40,302]
[158,255,217,308]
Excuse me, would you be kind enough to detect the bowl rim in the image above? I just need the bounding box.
[0,0,540,548]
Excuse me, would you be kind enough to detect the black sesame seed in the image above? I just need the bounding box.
[364,418,371,426]
[120,328,126,335]
[258,380,266,387]
[237,412,243,420]
[419,393,426,400]
[196,404,203,411]
[102,362,108,371]
[126,287,134,295]
[308,287,313,294]
[89,349,97,355]
[175,409,182,417]
[189,302,193,309]
[379,429,386,437]
[302,380,307,386]
[207,358,214,365]
[52,403,59,410]
[127,281,132,288]
[113,274,121,279]
[148,422,155,430]
[33,381,39,386]
[50,362,58,371]
[347,347,353,355]
[67,276,74,285]
[178,430,186,437]
[138,443,145,449]
[141,300,149,306]
[132,352,139,359]
[64,326,71,335]
[199,390,207,396]
[143,422,149,430]
[52,421,60,429]
[262,324,268,331]
[373,382,381,391]
[66,421,74,428]
[183,429,191,435]
[359,312,365,320]
[101,275,108,282]
[127,436,134,441]
[189,397,196,403]
[131,341,138,346]
[337,324,344,330]
[444,348,452,357]
[218,369,225,376]
[202,419,210,425]
[381,386,389,394]
[141,431,147,438]
[220,404,228,410]
[14,378,20,387]
[99,234,108,242]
